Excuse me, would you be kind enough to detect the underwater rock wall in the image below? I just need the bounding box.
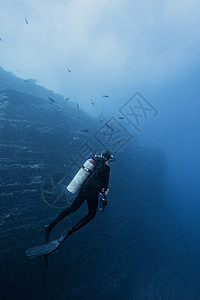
[0,69,169,300]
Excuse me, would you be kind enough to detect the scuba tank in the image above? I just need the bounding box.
[67,158,96,194]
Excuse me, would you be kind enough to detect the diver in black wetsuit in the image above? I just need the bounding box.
[45,150,113,242]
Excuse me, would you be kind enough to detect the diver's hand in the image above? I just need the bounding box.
[99,195,107,212]
[101,188,109,196]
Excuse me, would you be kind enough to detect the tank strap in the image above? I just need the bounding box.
[82,164,93,173]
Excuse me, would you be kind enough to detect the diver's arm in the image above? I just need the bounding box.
[99,166,110,212]
[101,165,110,193]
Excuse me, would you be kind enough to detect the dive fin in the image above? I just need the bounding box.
[26,239,60,258]
[26,229,72,259]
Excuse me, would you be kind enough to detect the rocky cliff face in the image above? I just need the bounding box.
[0,69,105,299]
[0,68,173,300]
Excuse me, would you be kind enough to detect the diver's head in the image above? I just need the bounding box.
[101,150,115,162]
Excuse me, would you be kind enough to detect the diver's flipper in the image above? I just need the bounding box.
[26,229,72,259]
[26,239,60,258]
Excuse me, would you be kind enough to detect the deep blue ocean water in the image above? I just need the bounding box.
[0,65,200,300]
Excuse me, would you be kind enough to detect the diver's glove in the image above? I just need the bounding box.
[99,194,107,212]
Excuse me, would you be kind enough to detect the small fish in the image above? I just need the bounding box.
[81,129,89,133]
[24,79,30,82]
[118,117,124,119]
[67,68,71,73]
[102,95,109,98]
[90,99,95,105]
[76,102,79,108]
[0,38,2,42]
[50,90,53,92]
[65,97,69,101]
[48,97,55,103]
[25,17,29,24]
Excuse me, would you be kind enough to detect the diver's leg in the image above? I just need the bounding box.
[71,190,99,233]
[45,190,86,241]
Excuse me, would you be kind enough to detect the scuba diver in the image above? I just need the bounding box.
[26,150,114,262]
[44,149,114,243]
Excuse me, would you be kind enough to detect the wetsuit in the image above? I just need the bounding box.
[48,161,110,234]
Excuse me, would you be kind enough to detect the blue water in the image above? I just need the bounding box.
[0,64,200,299]
[0,2,200,297]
